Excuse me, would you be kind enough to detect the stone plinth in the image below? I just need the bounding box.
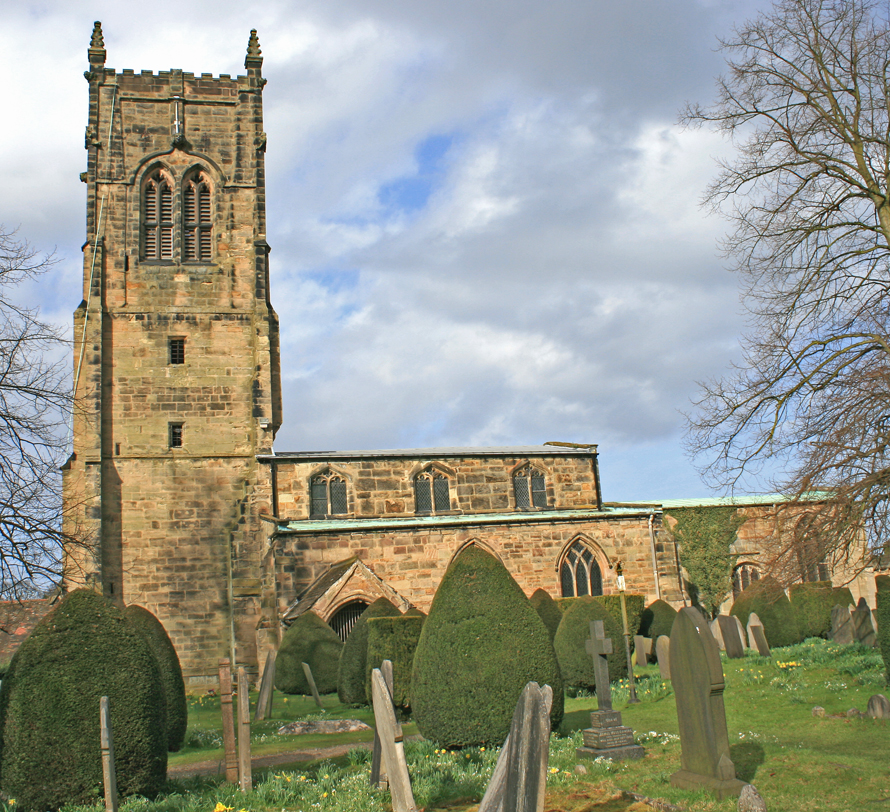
[577,709,644,761]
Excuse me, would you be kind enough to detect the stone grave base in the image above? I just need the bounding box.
[670,769,746,800]
[576,743,644,761]
[577,714,644,761]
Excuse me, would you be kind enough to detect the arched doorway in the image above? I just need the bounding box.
[328,599,369,641]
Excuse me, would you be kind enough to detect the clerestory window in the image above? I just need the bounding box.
[310,473,348,517]
[513,465,547,509]
[414,470,451,514]
[560,541,603,597]
[143,170,173,260]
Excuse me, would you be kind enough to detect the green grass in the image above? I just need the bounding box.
[19,639,890,812]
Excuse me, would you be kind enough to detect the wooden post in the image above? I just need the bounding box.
[254,648,277,722]
[301,661,323,708]
[370,659,394,788]
[370,667,417,812]
[237,666,252,792]
[99,696,118,812]
[218,658,239,783]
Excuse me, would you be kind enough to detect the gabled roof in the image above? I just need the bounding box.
[259,444,597,462]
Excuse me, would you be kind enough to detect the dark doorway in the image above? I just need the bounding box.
[328,599,369,641]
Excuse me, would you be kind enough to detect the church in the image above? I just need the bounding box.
[60,26,864,686]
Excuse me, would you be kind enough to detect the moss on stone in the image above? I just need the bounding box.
[337,597,400,705]
[275,611,343,695]
[410,545,563,747]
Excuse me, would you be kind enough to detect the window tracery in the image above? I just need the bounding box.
[310,471,348,517]
[560,540,603,597]
[414,470,451,513]
[513,465,547,509]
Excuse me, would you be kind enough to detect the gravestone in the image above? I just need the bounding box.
[851,598,877,647]
[655,635,671,680]
[371,667,417,812]
[748,624,770,657]
[710,618,726,651]
[478,682,553,812]
[746,613,769,654]
[830,604,854,645]
[717,616,746,660]
[633,635,651,666]
[370,660,395,788]
[867,694,890,720]
[732,615,748,650]
[302,661,324,708]
[254,648,277,722]
[576,620,644,761]
[669,607,746,800]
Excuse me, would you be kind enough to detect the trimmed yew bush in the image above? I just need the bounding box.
[124,604,187,751]
[411,545,563,747]
[530,588,562,642]
[337,597,400,705]
[275,611,344,695]
[553,596,626,691]
[730,576,800,648]
[0,590,167,811]
[639,599,677,640]
[832,586,856,608]
[788,581,835,639]
[364,615,425,709]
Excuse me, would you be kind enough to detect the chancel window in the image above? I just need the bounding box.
[310,473,348,517]
[560,541,602,597]
[414,471,450,513]
[732,563,760,597]
[143,170,173,260]
[183,172,212,262]
[513,466,547,509]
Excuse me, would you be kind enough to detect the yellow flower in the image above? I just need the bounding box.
[213,804,233,812]
[549,767,559,774]
[322,793,328,799]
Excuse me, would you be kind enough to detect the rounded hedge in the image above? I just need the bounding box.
[124,605,187,751]
[639,599,678,640]
[404,607,427,618]
[337,597,400,705]
[553,596,626,691]
[787,581,834,640]
[0,589,167,811]
[275,611,344,695]
[364,615,425,709]
[411,546,563,747]
[529,589,562,642]
[730,576,799,648]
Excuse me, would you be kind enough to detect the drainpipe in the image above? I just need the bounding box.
[648,514,662,600]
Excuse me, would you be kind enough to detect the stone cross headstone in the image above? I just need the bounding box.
[371,667,417,812]
[749,624,770,657]
[655,635,671,680]
[867,694,890,719]
[851,598,877,647]
[633,635,651,666]
[830,604,854,645]
[577,620,644,761]
[478,682,553,812]
[717,616,745,660]
[669,607,745,800]
[710,618,726,651]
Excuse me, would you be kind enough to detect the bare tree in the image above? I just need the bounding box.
[683,0,890,571]
[0,227,74,600]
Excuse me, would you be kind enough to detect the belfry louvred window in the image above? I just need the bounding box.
[183,172,212,261]
[143,170,173,260]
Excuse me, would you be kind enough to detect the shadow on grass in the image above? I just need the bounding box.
[730,741,765,782]
[560,707,594,734]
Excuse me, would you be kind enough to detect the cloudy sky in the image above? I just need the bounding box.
[0,0,773,501]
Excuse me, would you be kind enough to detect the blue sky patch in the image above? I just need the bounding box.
[378,133,456,215]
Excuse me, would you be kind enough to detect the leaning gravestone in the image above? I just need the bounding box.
[655,635,671,680]
[576,620,644,761]
[851,598,877,647]
[717,616,746,660]
[669,608,746,800]
[370,667,417,812]
[748,624,770,658]
[478,682,553,812]
[710,618,726,651]
[830,604,854,645]
[633,635,651,667]
[746,613,767,653]
[732,615,748,650]
[866,694,890,720]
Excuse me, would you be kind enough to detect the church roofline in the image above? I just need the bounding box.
[258,444,598,462]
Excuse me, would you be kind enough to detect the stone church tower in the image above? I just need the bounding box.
[63,23,281,684]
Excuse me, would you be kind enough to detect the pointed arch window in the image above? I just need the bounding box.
[310,472,348,517]
[560,540,603,597]
[183,171,212,262]
[143,170,173,260]
[732,563,760,597]
[414,470,451,514]
[513,465,547,509]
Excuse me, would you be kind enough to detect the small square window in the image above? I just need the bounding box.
[169,338,185,365]
[169,423,183,448]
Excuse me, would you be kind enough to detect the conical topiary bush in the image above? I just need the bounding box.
[730,576,799,648]
[410,545,563,747]
[787,581,835,640]
[337,597,400,705]
[0,589,167,811]
[124,604,188,751]
[639,599,677,641]
[553,596,626,691]
[275,611,344,695]
[530,588,562,642]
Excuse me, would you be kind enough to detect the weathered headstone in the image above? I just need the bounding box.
[370,659,395,788]
[745,613,762,651]
[749,624,770,657]
[302,661,324,708]
[655,635,671,680]
[218,658,239,783]
[237,666,252,792]
[669,607,745,800]
[738,784,767,812]
[254,647,277,722]
[851,598,877,647]
[717,615,746,660]
[830,604,854,645]
[733,615,748,650]
[100,696,118,812]
[478,682,553,812]
[866,694,890,719]
[371,667,417,812]
[576,620,644,761]
[633,635,652,666]
[710,618,726,651]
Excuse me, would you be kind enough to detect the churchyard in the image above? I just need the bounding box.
[45,636,884,812]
